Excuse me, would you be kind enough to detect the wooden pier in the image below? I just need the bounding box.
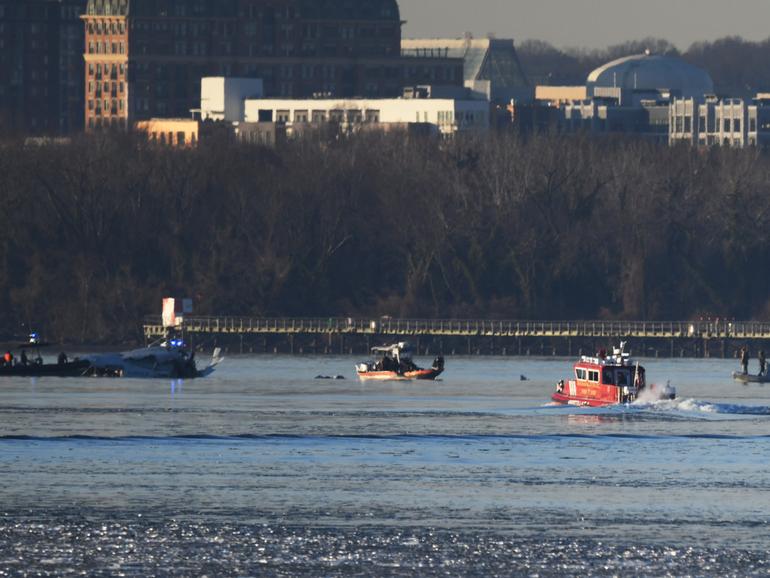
[144,316,770,358]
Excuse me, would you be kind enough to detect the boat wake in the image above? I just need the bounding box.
[631,397,770,416]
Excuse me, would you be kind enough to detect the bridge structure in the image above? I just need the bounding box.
[143,316,770,357]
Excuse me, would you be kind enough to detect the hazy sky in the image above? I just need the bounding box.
[400,0,770,50]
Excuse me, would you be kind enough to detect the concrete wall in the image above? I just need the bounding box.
[535,86,588,105]
[243,97,490,134]
[201,77,264,122]
[135,118,199,147]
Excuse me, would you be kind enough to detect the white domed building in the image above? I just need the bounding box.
[587,52,714,106]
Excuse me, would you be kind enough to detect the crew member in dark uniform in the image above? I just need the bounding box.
[741,347,750,375]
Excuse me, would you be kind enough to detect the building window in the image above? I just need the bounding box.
[734,119,741,133]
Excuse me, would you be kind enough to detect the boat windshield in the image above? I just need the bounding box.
[616,369,631,387]
[600,368,633,387]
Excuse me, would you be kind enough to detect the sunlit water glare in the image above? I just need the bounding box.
[1,355,769,575]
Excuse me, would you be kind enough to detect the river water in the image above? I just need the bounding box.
[1,354,769,576]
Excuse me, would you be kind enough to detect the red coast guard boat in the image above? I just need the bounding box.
[356,342,445,381]
[552,342,676,406]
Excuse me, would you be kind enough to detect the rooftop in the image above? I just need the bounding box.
[402,37,529,89]
[86,0,399,20]
[587,53,714,99]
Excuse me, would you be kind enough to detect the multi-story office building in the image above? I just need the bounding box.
[83,0,463,129]
[530,53,713,142]
[0,0,86,135]
[242,92,490,137]
[669,96,770,148]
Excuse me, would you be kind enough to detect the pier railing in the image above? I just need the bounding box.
[143,316,770,340]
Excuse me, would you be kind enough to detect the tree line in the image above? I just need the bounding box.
[1,131,769,343]
[518,36,770,97]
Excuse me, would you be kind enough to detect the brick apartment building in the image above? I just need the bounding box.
[84,0,464,129]
[0,0,86,135]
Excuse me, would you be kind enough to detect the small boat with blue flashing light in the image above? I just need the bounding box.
[552,342,676,406]
[0,333,90,378]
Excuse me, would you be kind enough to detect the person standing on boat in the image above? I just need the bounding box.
[740,347,750,375]
[759,350,767,377]
[3,351,13,367]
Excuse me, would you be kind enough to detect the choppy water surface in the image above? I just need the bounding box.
[1,355,770,576]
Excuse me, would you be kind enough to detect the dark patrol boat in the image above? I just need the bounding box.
[0,334,89,378]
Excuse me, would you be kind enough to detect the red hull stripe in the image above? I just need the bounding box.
[551,392,617,407]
